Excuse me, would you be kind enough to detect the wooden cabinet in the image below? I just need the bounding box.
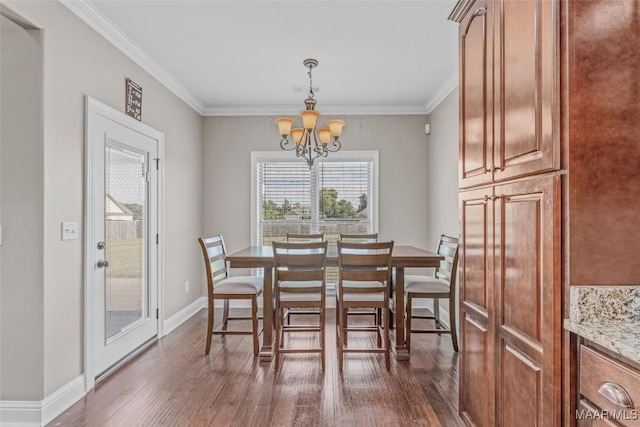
[578,345,640,427]
[564,0,640,286]
[459,174,561,426]
[453,0,562,425]
[458,0,559,190]
[453,0,640,425]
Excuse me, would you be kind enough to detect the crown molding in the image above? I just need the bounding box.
[448,0,477,23]
[203,103,429,117]
[424,71,459,114]
[60,0,206,115]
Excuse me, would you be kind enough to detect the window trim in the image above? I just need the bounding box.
[250,150,379,246]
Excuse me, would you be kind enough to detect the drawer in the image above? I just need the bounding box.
[580,345,640,427]
[578,399,623,427]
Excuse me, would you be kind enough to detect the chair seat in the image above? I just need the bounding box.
[404,275,449,294]
[214,276,263,295]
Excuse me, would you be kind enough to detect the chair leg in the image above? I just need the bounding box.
[406,295,412,353]
[434,298,441,331]
[251,296,259,356]
[222,299,230,330]
[338,305,345,371]
[376,307,382,348]
[384,304,390,371]
[335,296,340,347]
[343,308,349,346]
[449,296,459,352]
[274,303,281,371]
[205,299,214,355]
[320,302,326,371]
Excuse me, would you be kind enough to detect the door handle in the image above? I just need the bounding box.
[97,259,109,268]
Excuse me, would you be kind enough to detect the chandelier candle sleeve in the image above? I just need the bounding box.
[276,117,294,136]
[291,128,305,144]
[275,58,345,168]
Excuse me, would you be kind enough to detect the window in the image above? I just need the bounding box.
[251,151,379,283]
[252,151,378,246]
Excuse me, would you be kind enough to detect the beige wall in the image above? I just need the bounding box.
[202,115,430,286]
[0,14,45,401]
[1,1,204,400]
[427,88,459,245]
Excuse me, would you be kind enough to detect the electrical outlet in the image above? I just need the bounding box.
[184,281,190,293]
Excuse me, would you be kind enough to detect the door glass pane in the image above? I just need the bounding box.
[105,144,147,339]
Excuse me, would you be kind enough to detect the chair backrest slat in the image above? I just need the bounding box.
[337,241,394,295]
[339,233,378,243]
[434,235,459,288]
[285,233,325,242]
[198,235,230,296]
[273,241,328,292]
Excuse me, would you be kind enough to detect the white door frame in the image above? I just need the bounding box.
[84,96,165,392]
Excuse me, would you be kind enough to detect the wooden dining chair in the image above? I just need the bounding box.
[339,233,380,328]
[198,235,263,356]
[405,235,459,352]
[336,240,394,371]
[272,240,328,370]
[283,233,325,325]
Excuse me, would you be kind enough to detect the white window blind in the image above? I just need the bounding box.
[256,157,375,246]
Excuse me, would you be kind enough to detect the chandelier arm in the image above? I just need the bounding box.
[325,138,342,153]
[280,136,298,151]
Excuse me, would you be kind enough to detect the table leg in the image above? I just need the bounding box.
[392,266,409,360]
[259,267,273,361]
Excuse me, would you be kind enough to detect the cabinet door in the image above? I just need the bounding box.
[493,0,559,182]
[459,186,495,427]
[459,0,494,189]
[494,174,561,426]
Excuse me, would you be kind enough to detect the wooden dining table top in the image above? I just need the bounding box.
[226,244,443,268]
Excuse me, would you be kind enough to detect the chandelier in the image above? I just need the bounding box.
[275,58,345,168]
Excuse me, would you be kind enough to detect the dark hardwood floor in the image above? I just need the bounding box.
[49,308,463,427]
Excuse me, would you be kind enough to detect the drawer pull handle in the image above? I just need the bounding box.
[598,381,633,408]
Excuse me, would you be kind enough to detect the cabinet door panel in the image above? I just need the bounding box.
[500,343,542,427]
[461,313,494,427]
[494,0,559,181]
[459,186,495,427]
[459,0,493,189]
[494,174,561,426]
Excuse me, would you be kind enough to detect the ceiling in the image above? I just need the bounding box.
[64,0,459,116]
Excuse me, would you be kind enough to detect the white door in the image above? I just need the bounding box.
[85,97,163,383]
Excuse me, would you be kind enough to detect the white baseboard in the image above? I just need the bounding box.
[163,296,207,336]
[0,401,40,426]
[0,375,85,427]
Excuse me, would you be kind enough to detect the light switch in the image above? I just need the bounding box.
[61,222,78,241]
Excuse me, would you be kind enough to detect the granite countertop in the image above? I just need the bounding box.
[564,286,640,365]
[564,319,640,364]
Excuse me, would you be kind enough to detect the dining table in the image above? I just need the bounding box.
[226,244,444,362]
